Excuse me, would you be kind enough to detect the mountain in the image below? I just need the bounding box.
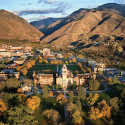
[40,3,125,45]
[0,9,44,41]
[30,17,62,35]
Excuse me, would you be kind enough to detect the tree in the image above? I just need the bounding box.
[24,79,33,85]
[68,91,74,103]
[72,58,77,63]
[65,61,68,64]
[87,93,99,105]
[67,102,77,115]
[7,105,38,125]
[78,86,86,100]
[6,78,20,92]
[93,80,100,90]
[26,96,41,110]
[16,94,27,105]
[20,67,28,76]
[17,88,24,94]
[72,111,82,124]
[89,79,94,90]
[108,77,112,84]
[0,81,5,92]
[42,85,48,98]
[48,91,53,96]
[76,99,82,111]
[27,62,32,69]
[110,97,119,114]
[43,109,61,125]
[0,99,7,116]
[56,94,67,104]
[112,75,119,84]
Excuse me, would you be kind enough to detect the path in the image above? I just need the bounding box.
[57,65,59,72]
[64,102,69,125]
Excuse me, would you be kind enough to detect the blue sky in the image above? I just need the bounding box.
[0,0,125,22]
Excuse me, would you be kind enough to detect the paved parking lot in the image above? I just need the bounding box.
[103,70,125,82]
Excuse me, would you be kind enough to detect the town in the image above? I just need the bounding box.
[0,43,125,125]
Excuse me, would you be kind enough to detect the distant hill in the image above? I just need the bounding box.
[0,9,44,42]
[40,3,125,45]
[30,17,63,36]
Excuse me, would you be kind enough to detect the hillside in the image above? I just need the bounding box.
[30,17,62,35]
[40,3,125,45]
[0,10,44,42]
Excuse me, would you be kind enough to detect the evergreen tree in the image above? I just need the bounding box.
[81,87,86,100]
[93,80,100,90]
[76,99,82,111]
[42,85,48,98]
[68,91,74,103]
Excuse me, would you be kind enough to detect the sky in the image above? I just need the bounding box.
[0,0,125,22]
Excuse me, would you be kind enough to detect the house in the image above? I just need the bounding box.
[14,58,25,64]
[21,83,32,93]
[0,52,11,57]
[24,46,32,51]
[33,72,53,86]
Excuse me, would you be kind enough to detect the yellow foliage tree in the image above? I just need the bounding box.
[26,96,41,110]
[87,93,99,105]
[72,58,77,63]
[72,111,82,124]
[0,99,7,115]
[27,63,32,69]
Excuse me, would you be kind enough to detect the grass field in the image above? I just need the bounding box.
[30,65,57,71]
[59,64,81,71]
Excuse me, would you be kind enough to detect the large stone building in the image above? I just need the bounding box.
[33,64,96,88]
[33,72,53,86]
[56,65,94,88]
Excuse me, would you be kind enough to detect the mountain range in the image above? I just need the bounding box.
[0,9,44,42]
[0,3,125,44]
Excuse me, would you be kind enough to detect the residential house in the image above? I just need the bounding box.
[14,58,25,64]
[21,83,32,93]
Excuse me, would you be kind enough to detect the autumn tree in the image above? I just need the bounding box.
[43,109,61,125]
[27,62,32,69]
[72,111,82,124]
[108,77,112,84]
[24,79,33,85]
[87,93,99,105]
[89,79,100,90]
[72,58,77,63]
[26,96,41,110]
[67,102,77,115]
[56,94,67,104]
[48,91,53,96]
[0,99,7,116]
[112,75,120,84]
[7,105,38,125]
[20,67,28,76]
[17,88,24,94]
[42,85,48,98]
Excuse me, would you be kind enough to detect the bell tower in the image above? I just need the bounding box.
[62,64,67,87]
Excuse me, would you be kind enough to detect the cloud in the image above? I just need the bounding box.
[28,3,33,5]
[12,7,65,16]
[114,0,125,4]
[25,16,48,22]
[45,1,57,4]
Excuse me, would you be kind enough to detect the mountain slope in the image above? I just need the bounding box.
[40,8,125,45]
[30,17,62,35]
[0,9,44,41]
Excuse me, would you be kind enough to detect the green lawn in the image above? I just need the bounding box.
[30,65,57,71]
[59,64,81,71]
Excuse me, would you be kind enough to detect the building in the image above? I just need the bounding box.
[21,83,32,93]
[14,58,25,64]
[24,46,32,51]
[0,69,20,80]
[56,65,93,88]
[8,63,19,69]
[0,52,11,57]
[43,48,50,56]
[33,72,53,86]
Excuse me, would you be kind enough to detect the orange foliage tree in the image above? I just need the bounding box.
[17,88,24,94]
[56,94,67,104]
[26,96,41,110]
[0,99,7,115]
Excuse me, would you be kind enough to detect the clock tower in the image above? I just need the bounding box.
[62,64,67,87]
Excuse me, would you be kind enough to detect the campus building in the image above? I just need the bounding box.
[33,64,96,88]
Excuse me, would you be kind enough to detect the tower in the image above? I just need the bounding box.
[62,64,67,87]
